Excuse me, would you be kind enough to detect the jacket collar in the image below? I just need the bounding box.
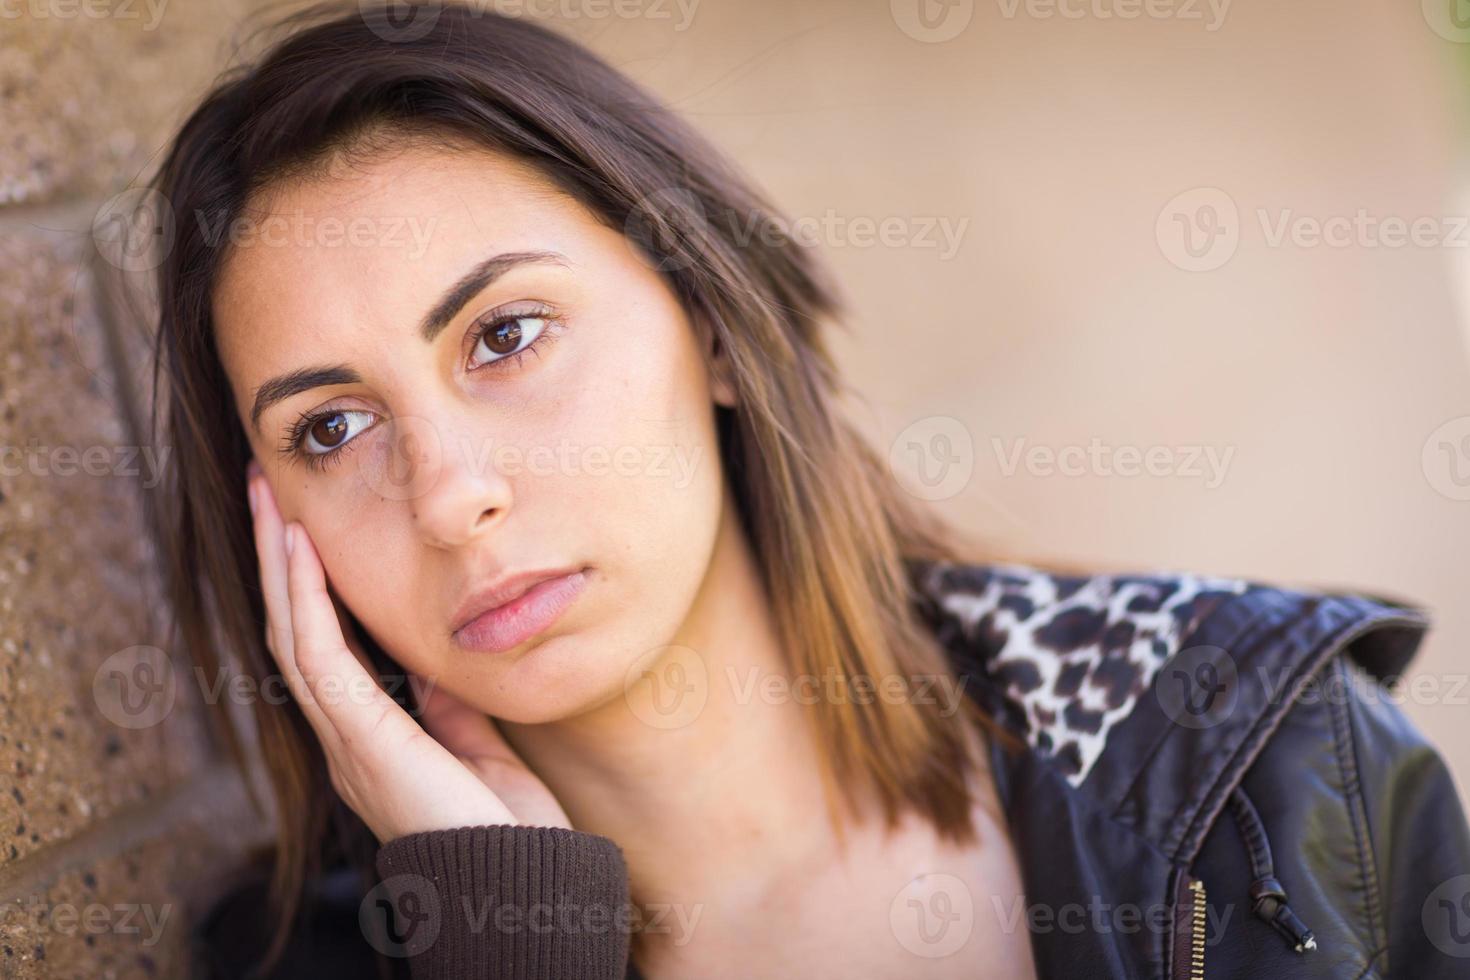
[907,556,1432,861]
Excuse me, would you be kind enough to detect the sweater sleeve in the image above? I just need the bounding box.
[372,824,633,980]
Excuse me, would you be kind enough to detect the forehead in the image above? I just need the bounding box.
[210,142,598,407]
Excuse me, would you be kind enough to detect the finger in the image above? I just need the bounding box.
[284,520,411,745]
[247,464,330,733]
[328,586,382,683]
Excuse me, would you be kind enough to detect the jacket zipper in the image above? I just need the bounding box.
[1188,878,1207,979]
[1172,874,1207,980]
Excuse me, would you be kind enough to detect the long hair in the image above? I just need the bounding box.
[146,2,1005,971]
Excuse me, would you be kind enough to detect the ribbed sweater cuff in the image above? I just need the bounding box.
[374,824,632,980]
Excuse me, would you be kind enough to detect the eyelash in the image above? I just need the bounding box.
[277,307,565,473]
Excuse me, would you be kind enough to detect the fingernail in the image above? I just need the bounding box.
[247,481,259,516]
[285,523,296,557]
[246,458,262,480]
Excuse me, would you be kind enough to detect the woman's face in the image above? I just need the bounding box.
[214,140,732,723]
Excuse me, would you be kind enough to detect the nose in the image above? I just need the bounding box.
[387,414,513,550]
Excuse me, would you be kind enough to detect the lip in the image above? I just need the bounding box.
[451,566,589,654]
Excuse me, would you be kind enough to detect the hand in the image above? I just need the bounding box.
[246,460,573,843]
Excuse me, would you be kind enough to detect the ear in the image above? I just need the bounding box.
[705,327,738,409]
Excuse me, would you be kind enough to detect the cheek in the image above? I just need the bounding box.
[302,494,426,657]
[535,312,720,532]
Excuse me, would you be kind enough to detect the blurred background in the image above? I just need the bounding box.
[2,0,1468,974]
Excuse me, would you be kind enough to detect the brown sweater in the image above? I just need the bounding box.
[375,824,639,979]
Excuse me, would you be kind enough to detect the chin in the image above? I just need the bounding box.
[463,632,630,725]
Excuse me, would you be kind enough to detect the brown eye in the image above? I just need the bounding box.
[299,409,375,456]
[486,320,522,354]
[312,413,349,448]
[471,315,547,368]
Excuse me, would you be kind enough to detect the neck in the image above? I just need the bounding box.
[496,493,849,909]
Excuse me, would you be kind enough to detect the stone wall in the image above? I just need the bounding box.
[0,2,280,975]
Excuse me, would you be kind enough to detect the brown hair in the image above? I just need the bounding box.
[146,2,1006,972]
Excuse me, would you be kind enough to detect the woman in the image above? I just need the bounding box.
[150,4,1470,978]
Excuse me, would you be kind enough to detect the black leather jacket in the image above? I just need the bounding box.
[910,558,1470,980]
[195,559,1470,979]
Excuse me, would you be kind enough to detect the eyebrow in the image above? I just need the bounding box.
[248,249,570,434]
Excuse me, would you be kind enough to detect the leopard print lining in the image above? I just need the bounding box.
[918,561,1249,785]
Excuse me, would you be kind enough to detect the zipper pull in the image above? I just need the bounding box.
[1247,876,1317,953]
